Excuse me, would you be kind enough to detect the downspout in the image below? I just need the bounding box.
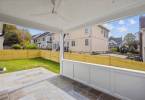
[90,25,92,53]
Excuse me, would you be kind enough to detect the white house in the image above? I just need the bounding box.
[31,32,52,49]
[52,25,109,53]
[0,22,4,50]
[109,37,122,49]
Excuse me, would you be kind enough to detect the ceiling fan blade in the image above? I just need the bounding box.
[55,0,62,11]
[51,0,56,6]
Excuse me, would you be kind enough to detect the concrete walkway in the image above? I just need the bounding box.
[0,68,119,100]
[100,53,127,59]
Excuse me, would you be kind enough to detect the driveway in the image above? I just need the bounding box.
[100,53,127,59]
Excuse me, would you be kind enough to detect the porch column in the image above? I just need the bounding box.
[60,32,64,74]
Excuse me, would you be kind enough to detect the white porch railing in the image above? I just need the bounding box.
[62,59,145,100]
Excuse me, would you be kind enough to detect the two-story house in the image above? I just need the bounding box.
[109,37,122,49]
[52,24,109,53]
[31,32,52,49]
[0,22,4,50]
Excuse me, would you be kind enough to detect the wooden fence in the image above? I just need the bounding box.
[0,50,145,71]
[0,50,40,60]
[64,52,145,71]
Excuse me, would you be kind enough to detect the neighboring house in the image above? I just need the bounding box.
[31,32,52,49]
[52,33,60,51]
[0,22,4,50]
[139,16,145,61]
[52,25,109,53]
[109,37,122,48]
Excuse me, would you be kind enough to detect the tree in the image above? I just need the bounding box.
[124,33,136,45]
[123,33,139,53]
[4,32,20,46]
[16,29,31,46]
[3,24,31,46]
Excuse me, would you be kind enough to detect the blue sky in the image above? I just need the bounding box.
[27,15,143,37]
[103,16,139,38]
[27,28,44,35]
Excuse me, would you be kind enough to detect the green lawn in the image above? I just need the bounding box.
[0,58,60,73]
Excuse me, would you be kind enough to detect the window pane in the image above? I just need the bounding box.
[85,39,89,46]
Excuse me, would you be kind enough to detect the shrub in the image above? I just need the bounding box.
[12,44,21,49]
[117,47,120,52]
[120,46,128,53]
[25,44,37,49]
[111,47,118,52]
[129,45,136,53]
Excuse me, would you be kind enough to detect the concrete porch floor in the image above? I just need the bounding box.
[0,68,120,100]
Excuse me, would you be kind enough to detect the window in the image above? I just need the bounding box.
[101,28,104,34]
[104,31,106,37]
[85,39,89,46]
[53,44,56,49]
[67,42,69,47]
[85,27,89,33]
[85,26,92,33]
[50,37,52,42]
[71,41,75,46]
[43,37,45,41]
[104,30,108,38]
[34,39,37,43]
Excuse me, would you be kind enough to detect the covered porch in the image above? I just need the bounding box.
[0,67,118,100]
[0,0,145,100]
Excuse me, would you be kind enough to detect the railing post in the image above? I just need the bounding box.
[60,31,64,75]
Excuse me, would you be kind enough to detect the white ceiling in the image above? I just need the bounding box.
[0,0,145,33]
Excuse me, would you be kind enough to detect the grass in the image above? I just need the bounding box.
[0,50,145,73]
[0,57,60,73]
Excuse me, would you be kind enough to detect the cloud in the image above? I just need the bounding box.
[117,26,128,33]
[128,19,136,25]
[118,20,125,25]
[103,23,114,30]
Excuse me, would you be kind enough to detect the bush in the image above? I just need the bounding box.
[12,44,21,49]
[117,47,120,52]
[111,48,118,52]
[25,44,37,49]
[129,45,136,53]
[120,46,128,53]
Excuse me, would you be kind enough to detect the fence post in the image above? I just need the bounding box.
[109,55,111,66]
[27,50,29,58]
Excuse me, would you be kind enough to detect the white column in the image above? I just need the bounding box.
[0,23,4,50]
[142,30,145,62]
[0,37,4,50]
[60,32,64,74]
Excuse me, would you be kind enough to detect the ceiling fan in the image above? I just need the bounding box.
[32,0,71,22]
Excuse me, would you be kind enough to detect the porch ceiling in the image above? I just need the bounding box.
[0,0,145,33]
